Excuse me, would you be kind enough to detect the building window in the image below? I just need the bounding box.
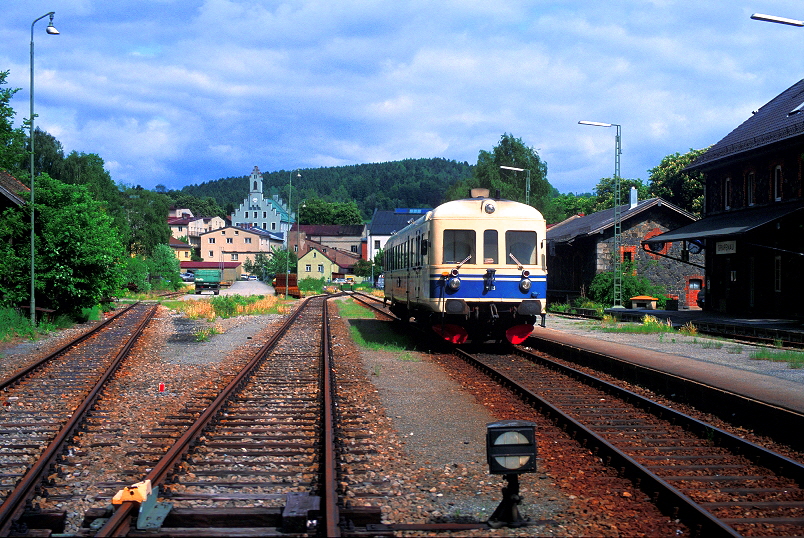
[178,226,183,232]
[724,177,731,210]
[774,165,783,201]
[305,264,311,272]
[374,240,380,249]
[226,238,233,244]
[208,250,213,257]
[318,264,324,273]
[775,256,782,292]
[208,237,215,244]
[263,211,267,218]
[272,222,276,230]
[235,230,239,235]
[184,251,189,258]
[746,172,755,206]
[231,253,238,261]
[245,237,252,244]
[351,245,358,253]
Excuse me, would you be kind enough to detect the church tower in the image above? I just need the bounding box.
[248,166,263,208]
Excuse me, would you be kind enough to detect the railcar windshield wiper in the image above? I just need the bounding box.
[508,252,524,270]
[456,254,472,270]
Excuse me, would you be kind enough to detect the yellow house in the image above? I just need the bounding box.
[169,237,193,261]
[200,225,284,266]
[298,247,341,279]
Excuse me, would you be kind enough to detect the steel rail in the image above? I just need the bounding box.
[321,298,341,537]
[96,296,316,537]
[454,348,743,538]
[349,291,398,320]
[0,302,138,391]
[512,346,804,487]
[0,303,157,536]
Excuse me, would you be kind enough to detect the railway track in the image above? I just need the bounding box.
[0,302,157,536]
[454,346,804,537]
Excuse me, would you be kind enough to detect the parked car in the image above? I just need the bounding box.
[180,272,195,282]
[248,275,258,281]
[240,274,250,280]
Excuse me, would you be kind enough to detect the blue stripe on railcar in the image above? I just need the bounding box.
[428,274,547,299]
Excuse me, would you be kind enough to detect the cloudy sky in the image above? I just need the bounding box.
[2,1,802,194]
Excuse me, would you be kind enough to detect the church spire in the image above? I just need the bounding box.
[249,166,263,196]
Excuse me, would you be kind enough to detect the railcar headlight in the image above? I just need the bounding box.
[484,202,496,214]
[519,278,532,292]
[447,277,462,290]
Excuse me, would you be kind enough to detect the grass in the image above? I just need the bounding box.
[336,298,414,351]
[194,324,222,342]
[749,349,804,369]
[596,314,675,334]
[169,295,288,321]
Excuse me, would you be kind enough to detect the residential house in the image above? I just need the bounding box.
[649,78,804,318]
[231,166,294,243]
[289,224,365,257]
[0,170,28,211]
[168,215,228,248]
[199,225,284,266]
[297,239,362,281]
[365,208,431,262]
[547,192,703,308]
[169,236,193,262]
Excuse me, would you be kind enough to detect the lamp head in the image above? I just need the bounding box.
[46,13,59,34]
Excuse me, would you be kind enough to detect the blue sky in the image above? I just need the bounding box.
[2,1,803,194]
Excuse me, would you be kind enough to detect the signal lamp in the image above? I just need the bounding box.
[486,420,537,528]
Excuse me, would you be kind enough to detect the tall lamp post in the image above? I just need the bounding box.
[499,165,531,205]
[29,12,59,325]
[284,170,300,297]
[579,120,623,308]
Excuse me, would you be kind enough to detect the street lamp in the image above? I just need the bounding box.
[499,166,531,205]
[751,13,804,27]
[579,120,623,308]
[284,170,300,297]
[29,12,59,325]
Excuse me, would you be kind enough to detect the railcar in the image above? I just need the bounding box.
[383,189,547,344]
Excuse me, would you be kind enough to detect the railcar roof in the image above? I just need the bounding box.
[430,197,545,220]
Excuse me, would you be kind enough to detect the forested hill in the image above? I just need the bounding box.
[180,157,473,219]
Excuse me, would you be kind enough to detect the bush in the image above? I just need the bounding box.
[589,263,667,308]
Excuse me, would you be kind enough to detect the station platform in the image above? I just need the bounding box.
[534,313,804,418]
[607,307,804,346]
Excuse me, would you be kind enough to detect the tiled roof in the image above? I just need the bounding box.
[547,198,696,243]
[688,78,804,170]
[0,170,29,206]
[367,208,431,235]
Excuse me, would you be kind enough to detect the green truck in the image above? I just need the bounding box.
[194,269,222,295]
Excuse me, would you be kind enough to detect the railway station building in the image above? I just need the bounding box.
[547,193,704,309]
[647,78,804,319]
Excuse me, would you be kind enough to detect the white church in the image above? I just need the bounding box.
[230,166,294,245]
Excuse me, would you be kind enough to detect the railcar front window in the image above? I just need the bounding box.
[443,230,475,264]
[483,230,498,264]
[506,231,537,265]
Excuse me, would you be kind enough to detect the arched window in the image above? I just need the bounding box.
[253,180,258,190]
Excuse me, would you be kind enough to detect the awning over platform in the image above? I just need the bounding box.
[646,202,804,243]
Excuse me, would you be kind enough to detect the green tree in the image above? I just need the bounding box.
[352,258,374,278]
[122,186,171,256]
[148,243,182,290]
[0,70,26,176]
[263,247,298,276]
[243,251,272,280]
[590,177,650,213]
[648,148,708,217]
[464,134,551,209]
[550,192,597,221]
[589,263,667,308]
[0,175,125,315]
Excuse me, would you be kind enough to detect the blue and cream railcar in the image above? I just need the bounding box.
[383,189,547,344]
